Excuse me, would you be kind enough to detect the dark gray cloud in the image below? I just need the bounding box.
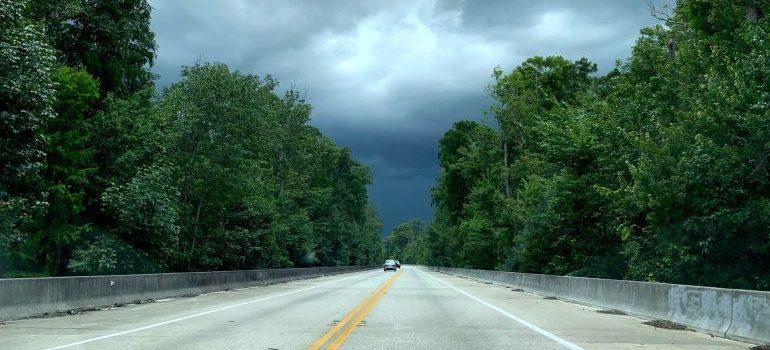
[149,0,660,233]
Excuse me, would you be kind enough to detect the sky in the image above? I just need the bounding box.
[148,0,661,234]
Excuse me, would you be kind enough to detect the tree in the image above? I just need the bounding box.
[0,0,57,276]
[157,63,285,270]
[33,66,99,275]
[28,0,156,96]
[3,1,382,276]
[434,121,489,224]
[617,2,770,288]
[101,164,180,268]
[384,220,428,264]
[490,56,596,197]
[417,0,770,289]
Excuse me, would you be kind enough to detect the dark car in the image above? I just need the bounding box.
[395,260,401,269]
[383,259,397,271]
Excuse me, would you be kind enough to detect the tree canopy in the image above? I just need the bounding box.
[1,0,382,277]
[387,0,769,290]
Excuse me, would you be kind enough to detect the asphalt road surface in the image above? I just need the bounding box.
[1,267,754,350]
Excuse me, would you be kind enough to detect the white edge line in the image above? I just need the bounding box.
[416,267,586,350]
[43,270,377,350]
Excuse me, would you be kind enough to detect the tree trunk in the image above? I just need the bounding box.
[54,241,63,276]
[187,198,204,270]
[277,148,285,195]
[502,140,512,197]
[746,2,761,22]
[667,38,676,61]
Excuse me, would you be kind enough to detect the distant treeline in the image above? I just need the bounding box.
[386,0,770,290]
[0,0,383,277]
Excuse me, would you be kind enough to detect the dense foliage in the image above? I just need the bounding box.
[387,0,770,290]
[1,0,382,277]
[383,220,429,264]
[0,0,57,276]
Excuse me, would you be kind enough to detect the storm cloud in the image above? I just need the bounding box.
[149,0,661,233]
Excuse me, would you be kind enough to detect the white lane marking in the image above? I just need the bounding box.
[416,268,586,350]
[43,270,377,350]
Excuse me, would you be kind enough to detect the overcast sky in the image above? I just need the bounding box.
[149,0,661,234]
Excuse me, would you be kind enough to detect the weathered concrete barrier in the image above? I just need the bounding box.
[430,267,770,345]
[0,266,368,321]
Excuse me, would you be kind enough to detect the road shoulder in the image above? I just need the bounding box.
[422,268,753,350]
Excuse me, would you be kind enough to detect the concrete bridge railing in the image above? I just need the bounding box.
[0,266,368,321]
[429,266,769,345]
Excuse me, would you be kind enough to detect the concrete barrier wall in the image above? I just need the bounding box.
[0,266,367,321]
[430,267,769,345]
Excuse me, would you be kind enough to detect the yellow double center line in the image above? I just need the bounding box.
[308,269,403,350]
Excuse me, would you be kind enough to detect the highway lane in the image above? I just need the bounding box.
[0,267,754,349]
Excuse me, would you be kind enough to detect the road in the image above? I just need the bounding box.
[1,267,754,350]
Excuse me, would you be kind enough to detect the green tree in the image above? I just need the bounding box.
[32,66,99,275]
[155,63,382,271]
[616,1,770,288]
[419,0,770,290]
[3,1,381,277]
[101,164,180,268]
[0,0,57,276]
[67,233,159,275]
[384,220,428,264]
[157,63,288,270]
[28,0,156,96]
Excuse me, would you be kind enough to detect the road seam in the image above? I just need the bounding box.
[416,267,586,350]
[41,270,378,350]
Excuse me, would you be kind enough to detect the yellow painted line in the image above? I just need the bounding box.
[306,286,376,350]
[326,269,402,349]
[308,269,403,350]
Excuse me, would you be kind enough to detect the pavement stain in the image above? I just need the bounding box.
[33,306,100,318]
[133,298,156,304]
[17,297,159,322]
[597,309,627,315]
[643,319,689,331]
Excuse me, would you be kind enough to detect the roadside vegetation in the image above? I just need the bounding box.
[0,0,383,277]
[387,0,770,290]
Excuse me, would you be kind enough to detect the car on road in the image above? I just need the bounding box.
[395,260,401,269]
[383,259,397,271]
